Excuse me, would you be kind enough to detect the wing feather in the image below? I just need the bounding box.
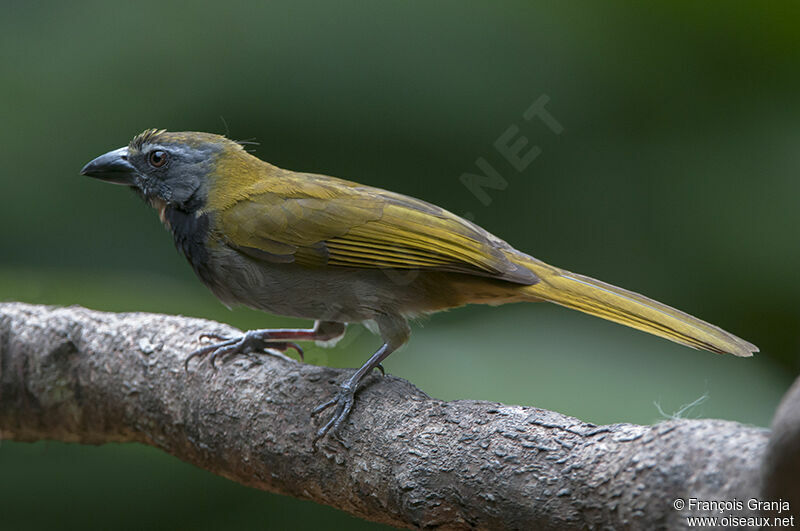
[214,172,537,285]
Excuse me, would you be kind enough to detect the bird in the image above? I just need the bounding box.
[80,129,758,441]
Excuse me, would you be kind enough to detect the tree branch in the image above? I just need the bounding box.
[0,302,791,529]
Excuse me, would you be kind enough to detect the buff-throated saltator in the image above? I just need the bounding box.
[81,129,758,441]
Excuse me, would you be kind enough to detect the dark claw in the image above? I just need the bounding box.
[331,395,355,432]
[184,341,230,371]
[312,384,357,444]
[208,340,241,369]
[272,341,304,361]
[375,363,385,376]
[199,332,230,342]
[290,342,303,360]
[290,343,304,361]
[311,397,337,416]
[314,415,338,443]
[184,349,203,371]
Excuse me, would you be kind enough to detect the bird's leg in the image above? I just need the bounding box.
[311,312,410,443]
[185,321,346,370]
[311,342,396,443]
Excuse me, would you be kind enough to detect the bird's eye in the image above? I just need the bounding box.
[148,150,168,168]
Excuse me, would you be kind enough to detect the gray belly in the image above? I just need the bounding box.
[200,244,444,323]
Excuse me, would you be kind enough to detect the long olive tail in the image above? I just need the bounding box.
[518,259,758,357]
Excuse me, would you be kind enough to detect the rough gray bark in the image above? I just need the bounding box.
[0,302,792,529]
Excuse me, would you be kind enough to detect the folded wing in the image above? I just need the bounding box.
[215,172,537,285]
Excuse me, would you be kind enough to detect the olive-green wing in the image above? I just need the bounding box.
[215,173,537,285]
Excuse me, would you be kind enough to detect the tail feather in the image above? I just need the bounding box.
[518,259,758,357]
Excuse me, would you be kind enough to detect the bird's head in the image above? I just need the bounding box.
[80,129,245,211]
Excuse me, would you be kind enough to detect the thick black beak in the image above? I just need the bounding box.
[80,147,137,185]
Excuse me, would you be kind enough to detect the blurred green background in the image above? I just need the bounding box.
[1,1,798,529]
